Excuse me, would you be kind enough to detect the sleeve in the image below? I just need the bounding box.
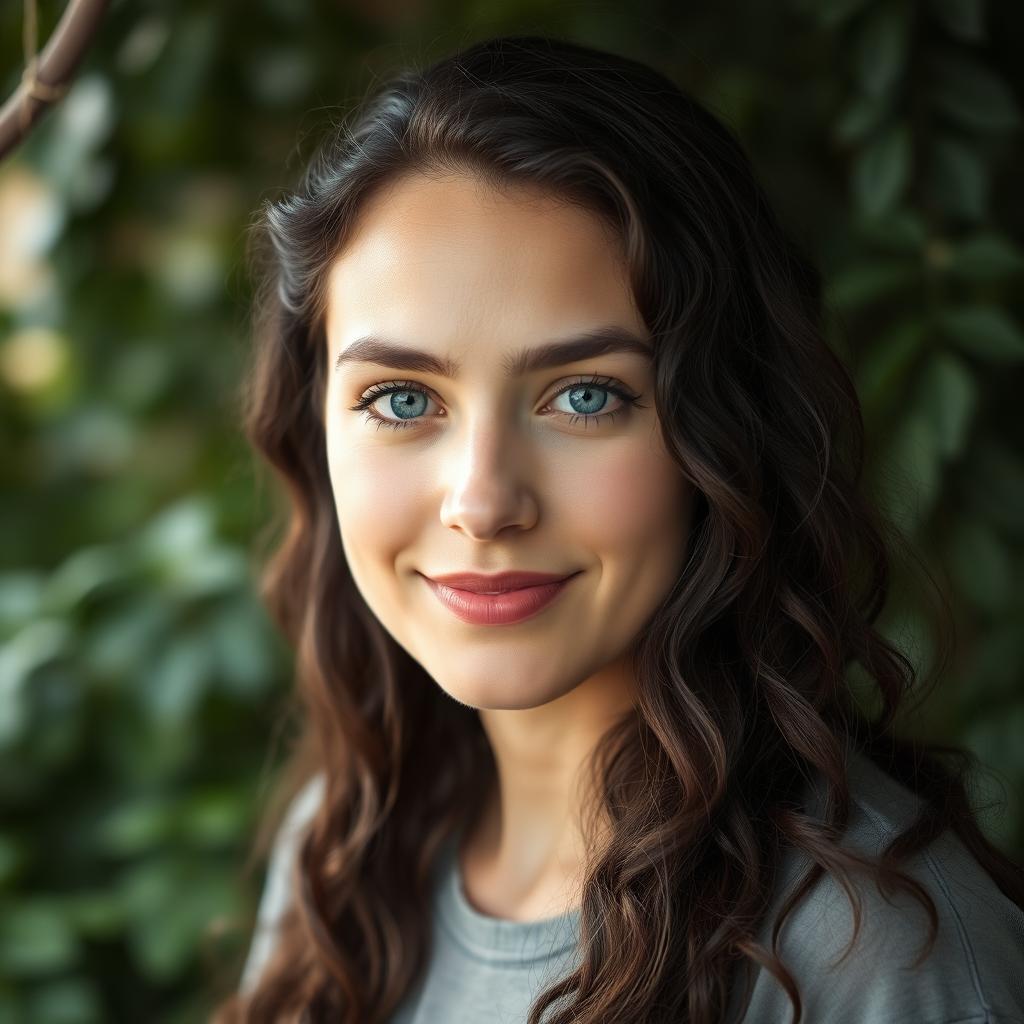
[238,772,326,995]
[727,821,1024,1024]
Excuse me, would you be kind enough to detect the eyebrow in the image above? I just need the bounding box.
[332,325,652,379]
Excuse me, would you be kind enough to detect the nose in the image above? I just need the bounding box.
[438,419,539,540]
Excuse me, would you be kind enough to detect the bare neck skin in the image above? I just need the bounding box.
[458,658,635,922]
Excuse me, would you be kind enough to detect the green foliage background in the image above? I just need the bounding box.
[0,0,1022,1020]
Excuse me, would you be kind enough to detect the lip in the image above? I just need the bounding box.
[423,570,578,593]
[420,571,580,626]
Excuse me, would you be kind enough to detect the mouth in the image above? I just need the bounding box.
[419,571,581,626]
[420,570,581,594]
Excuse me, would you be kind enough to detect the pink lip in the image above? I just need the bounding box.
[421,572,579,626]
[424,570,577,593]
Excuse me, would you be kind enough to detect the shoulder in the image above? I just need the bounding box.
[728,752,1024,1024]
[262,770,326,890]
[239,772,326,994]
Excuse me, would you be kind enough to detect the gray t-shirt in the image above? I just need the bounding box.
[240,752,1024,1023]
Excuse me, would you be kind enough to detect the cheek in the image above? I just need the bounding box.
[326,431,429,562]
[553,435,690,558]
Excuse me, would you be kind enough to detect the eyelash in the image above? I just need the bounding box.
[347,375,644,432]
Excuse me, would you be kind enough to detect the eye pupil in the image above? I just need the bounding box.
[391,390,427,419]
[568,385,608,415]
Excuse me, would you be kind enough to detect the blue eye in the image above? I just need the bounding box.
[348,376,644,432]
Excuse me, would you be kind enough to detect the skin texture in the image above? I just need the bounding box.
[323,169,694,921]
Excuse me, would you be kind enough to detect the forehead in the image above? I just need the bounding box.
[324,171,643,364]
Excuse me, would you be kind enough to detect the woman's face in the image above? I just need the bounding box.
[323,170,693,710]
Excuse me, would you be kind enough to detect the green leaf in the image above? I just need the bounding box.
[854,208,927,251]
[121,858,238,981]
[0,833,25,887]
[105,716,197,784]
[94,796,176,856]
[208,600,277,697]
[145,636,215,725]
[0,573,44,634]
[878,601,938,682]
[25,977,103,1024]
[870,347,975,530]
[915,351,977,459]
[928,0,986,40]
[853,4,911,98]
[177,788,248,847]
[165,547,248,601]
[41,545,126,615]
[964,707,1024,786]
[928,136,989,221]
[957,439,1024,539]
[834,95,887,144]
[82,597,172,684]
[853,124,911,217]
[968,623,1024,705]
[949,234,1024,279]
[0,898,79,975]
[63,889,128,938]
[961,714,1023,849]
[948,520,1013,615]
[0,993,26,1024]
[936,306,1024,362]
[0,619,73,747]
[875,412,943,533]
[789,0,872,27]
[138,498,215,564]
[961,728,1024,849]
[109,343,174,413]
[827,260,917,309]
[930,52,1020,132]
[855,318,926,410]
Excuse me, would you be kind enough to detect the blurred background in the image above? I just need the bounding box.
[1,0,1022,1021]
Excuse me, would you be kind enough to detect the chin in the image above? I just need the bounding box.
[435,677,569,712]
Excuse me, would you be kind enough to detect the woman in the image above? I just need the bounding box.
[211,33,1024,1024]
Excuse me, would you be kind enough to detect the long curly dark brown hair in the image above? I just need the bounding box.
[208,33,1024,1024]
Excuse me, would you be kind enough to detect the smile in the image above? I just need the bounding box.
[420,572,580,626]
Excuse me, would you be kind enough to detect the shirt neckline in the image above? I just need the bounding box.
[432,751,877,967]
[435,833,582,965]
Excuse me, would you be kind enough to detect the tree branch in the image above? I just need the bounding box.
[0,0,110,163]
